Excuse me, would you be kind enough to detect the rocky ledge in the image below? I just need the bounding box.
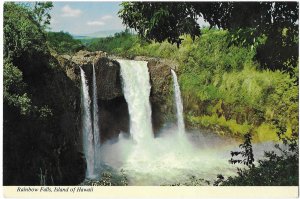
[55,50,177,139]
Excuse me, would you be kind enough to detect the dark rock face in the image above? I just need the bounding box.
[56,50,122,100]
[57,51,176,138]
[44,63,86,185]
[56,51,128,142]
[94,58,123,100]
[98,97,130,141]
[3,56,86,185]
[50,52,175,185]
[146,58,177,133]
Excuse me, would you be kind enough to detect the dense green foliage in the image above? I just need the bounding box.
[86,29,298,142]
[4,2,50,114]
[86,30,136,55]
[119,2,299,73]
[4,4,47,59]
[119,3,201,46]
[3,59,31,115]
[47,31,85,54]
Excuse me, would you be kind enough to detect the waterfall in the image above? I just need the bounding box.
[92,63,101,169]
[171,69,185,135]
[80,67,95,178]
[118,59,153,144]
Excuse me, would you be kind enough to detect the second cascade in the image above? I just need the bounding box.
[80,63,101,179]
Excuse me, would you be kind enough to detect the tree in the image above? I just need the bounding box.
[219,126,298,186]
[4,2,50,77]
[119,2,201,47]
[119,2,298,73]
[32,2,53,29]
[229,132,255,168]
[47,31,85,54]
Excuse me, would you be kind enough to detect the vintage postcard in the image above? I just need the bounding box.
[2,1,299,198]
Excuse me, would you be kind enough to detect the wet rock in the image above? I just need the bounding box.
[56,52,177,137]
[56,51,122,100]
[147,58,178,133]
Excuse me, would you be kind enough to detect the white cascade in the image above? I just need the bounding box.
[171,69,185,135]
[118,59,153,144]
[80,67,95,178]
[92,63,101,169]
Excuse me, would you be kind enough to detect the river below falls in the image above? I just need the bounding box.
[98,125,282,185]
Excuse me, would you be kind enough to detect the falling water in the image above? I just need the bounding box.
[118,59,153,144]
[80,67,95,178]
[92,63,101,169]
[98,62,277,185]
[171,69,185,135]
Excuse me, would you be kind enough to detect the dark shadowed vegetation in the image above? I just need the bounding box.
[4,2,85,185]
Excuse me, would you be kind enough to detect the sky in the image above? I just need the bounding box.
[49,2,209,36]
[49,2,126,35]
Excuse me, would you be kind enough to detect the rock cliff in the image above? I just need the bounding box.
[4,55,86,185]
[55,51,128,141]
[56,51,176,138]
